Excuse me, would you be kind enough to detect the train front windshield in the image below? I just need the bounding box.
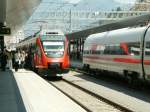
[43,41,64,58]
[41,35,65,58]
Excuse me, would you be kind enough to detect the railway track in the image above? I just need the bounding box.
[46,77,133,112]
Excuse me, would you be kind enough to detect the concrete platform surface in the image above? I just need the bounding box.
[63,71,150,112]
[0,70,26,112]
[13,69,87,112]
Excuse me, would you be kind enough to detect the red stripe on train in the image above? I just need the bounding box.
[143,60,150,65]
[113,58,141,64]
[84,56,150,65]
[84,56,113,61]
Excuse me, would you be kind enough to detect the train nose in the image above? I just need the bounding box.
[48,63,60,69]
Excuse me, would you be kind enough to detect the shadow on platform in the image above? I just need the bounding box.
[74,73,150,104]
[0,70,26,112]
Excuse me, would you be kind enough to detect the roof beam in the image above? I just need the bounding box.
[67,13,150,40]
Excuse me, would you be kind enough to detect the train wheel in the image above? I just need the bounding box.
[83,64,90,72]
[124,71,141,88]
[83,64,87,71]
[33,67,38,73]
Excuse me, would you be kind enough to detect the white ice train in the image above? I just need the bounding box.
[83,26,150,82]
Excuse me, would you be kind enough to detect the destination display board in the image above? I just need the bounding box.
[0,27,11,35]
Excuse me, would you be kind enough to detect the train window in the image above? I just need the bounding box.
[92,50,97,54]
[42,41,65,58]
[103,45,126,55]
[145,42,150,55]
[116,46,125,55]
[109,46,117,54]
[84,50,90,54]
[119,48,125,55]
[128,42,141,56]
[145,30,150,56]
[36,46,41,57]
[31,44,36,54]
[87,50,102,55]
[86,44,126,55]
[104,46,110,54]
[96,51,101,54]
[41,35,65,41]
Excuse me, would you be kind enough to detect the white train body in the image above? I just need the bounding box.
[83,26,150,81]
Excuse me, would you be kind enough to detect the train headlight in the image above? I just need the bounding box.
[58,51,63,55]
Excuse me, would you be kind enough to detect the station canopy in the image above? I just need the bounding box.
[23,0,84,37]
[23,0,150,40]
[6,0,41,34]
[67,13,150,40]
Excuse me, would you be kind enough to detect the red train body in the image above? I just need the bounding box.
[17,30,70,76]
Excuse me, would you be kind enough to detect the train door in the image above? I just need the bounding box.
[36,45,42,67]
[34,45,38,67]
[143,27,150,81]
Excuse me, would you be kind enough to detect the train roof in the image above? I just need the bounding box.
[85,26,148,45]
[40,29,64,35]
[16,29,65,48]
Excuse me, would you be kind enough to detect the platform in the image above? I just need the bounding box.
[63,71,150,112]
[0,69,86,112]
[0,70,26,112]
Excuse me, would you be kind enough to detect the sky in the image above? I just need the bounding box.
[114,0,136,4]
[65,0,136,4]
[64,0,81,3]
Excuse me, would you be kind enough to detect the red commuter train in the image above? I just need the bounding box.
[16,30,70,76]
[83,26,150,83]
